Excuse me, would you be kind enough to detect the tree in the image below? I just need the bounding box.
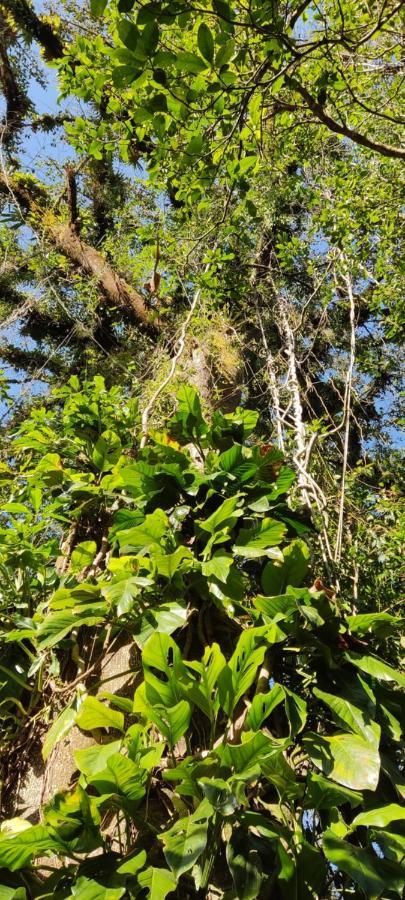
[0,1,403,898]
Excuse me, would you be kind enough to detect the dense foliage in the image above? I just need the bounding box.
[0,0,403,897]
[0,379,403,898]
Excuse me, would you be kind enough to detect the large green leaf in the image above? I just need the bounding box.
[218,628,266,716]
[313,687,380,745]
[92,430,122,471]
[351,803,405,830]
[346,652,405,688]
[161,809,209,877]
[135,601,188,648]
[42,704,77,761]
[261,539,310,595]
[226,825,268,900]
[147,699,191,748]
[70,877,125,899]
[233,518,286,558]
[74,740,122,776]
[76,697,124,732]
[137,867,177,900]
[303,773,362,809]
[346,612,403,638]
[197,23,215,64]
[303,731,380,790]
[0,824,64,871]
[323,831,404,899]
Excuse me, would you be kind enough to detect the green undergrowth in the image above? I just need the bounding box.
[0,378,403,899]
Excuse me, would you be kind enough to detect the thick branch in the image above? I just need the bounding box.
[1,0,64,59]
[288,78,405,159]
[0,173,159,331]
[0,14,29,145]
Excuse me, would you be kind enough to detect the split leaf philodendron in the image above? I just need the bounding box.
[0,380,403,898]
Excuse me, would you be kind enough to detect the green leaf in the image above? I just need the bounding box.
[71,877,125,899]
[304,772,362,809]
[216,38,235,68]
[101,575,142,616]
[351,803,405,830]
[117,509,168,552]
[245,685,285,731]
[347,652,405,688]
[90,0,107,17]
[0,824,63,871]
[153,546,194,579]
[161,810,209,877]
[198,494,243,536]
[42,705,77,761]
[36,610,105,649]
[135,601,188,648]
[184,642,226,720]
[0,887,27,899]
[137,867,177,900]
[147,699,191,748]
[233,518,286,558]
[76,697,124,732]
[70,541,97,573]
[176,51,207,74]
[92,430,122,471]
[105,753,146,802]
[218,629,266,716]
[226,825,267,900]
[198,23,215,64]
[261,539,310,595]
[303,732,380,790]
[74,740,122,776]
[347,612,402,638]
[117,20,139,51]
[323,831,404,899]
[313,687,380,745]
[201,552,233,582]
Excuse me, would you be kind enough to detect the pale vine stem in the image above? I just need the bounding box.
[334,252,356,563]
[139,258,213,448]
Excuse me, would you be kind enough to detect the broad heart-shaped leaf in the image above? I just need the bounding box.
[233,517,286,558]
[36,609,106,649]
[197,494,243,535]
[201,552,233,582]
[161,808,209,877]
[105,753,146,802]
[92,430,122,471]
[351,803,405,830]
[74,740,122,776]
[137,867,177,900]
[152,545,194,579]
[0,824,65,871]
[197,22,215,63]
[70,540,97,573]
[346,612,403,638]
[303,731,380,791]
[220,731,288,775]
[323,831,405,899]
[76,697,124,732]
[261,539,310,595]
[116,509,168,553]
[218,628,267,716]
[71,876,125,899]
[134,601,188,648]
[147,700,192,748]
[101,575,142,615]
[346,651,405,688]
[313,687,380,746]
[303,772,362,809]
[42,704,77,761]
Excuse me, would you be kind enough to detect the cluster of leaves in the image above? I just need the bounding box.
[0,379,403,899]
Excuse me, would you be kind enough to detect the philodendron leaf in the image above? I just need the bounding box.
[233,518,286,558]
[350,803,405,830]
[76,697,124,732]
[92,430,122,471]
[346,652,405,688]
[161,809,209,877]
[261,539,310,595]
[147,699,192,748]
[42,704,77,761]
[303,731,380,791]
[70,541,97,573]
[0,824,64,871]
[313,687,380,746]
[70,877,125,898]
[226,824,267,900]
[137,867,177,900]
[323,831,404,899]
